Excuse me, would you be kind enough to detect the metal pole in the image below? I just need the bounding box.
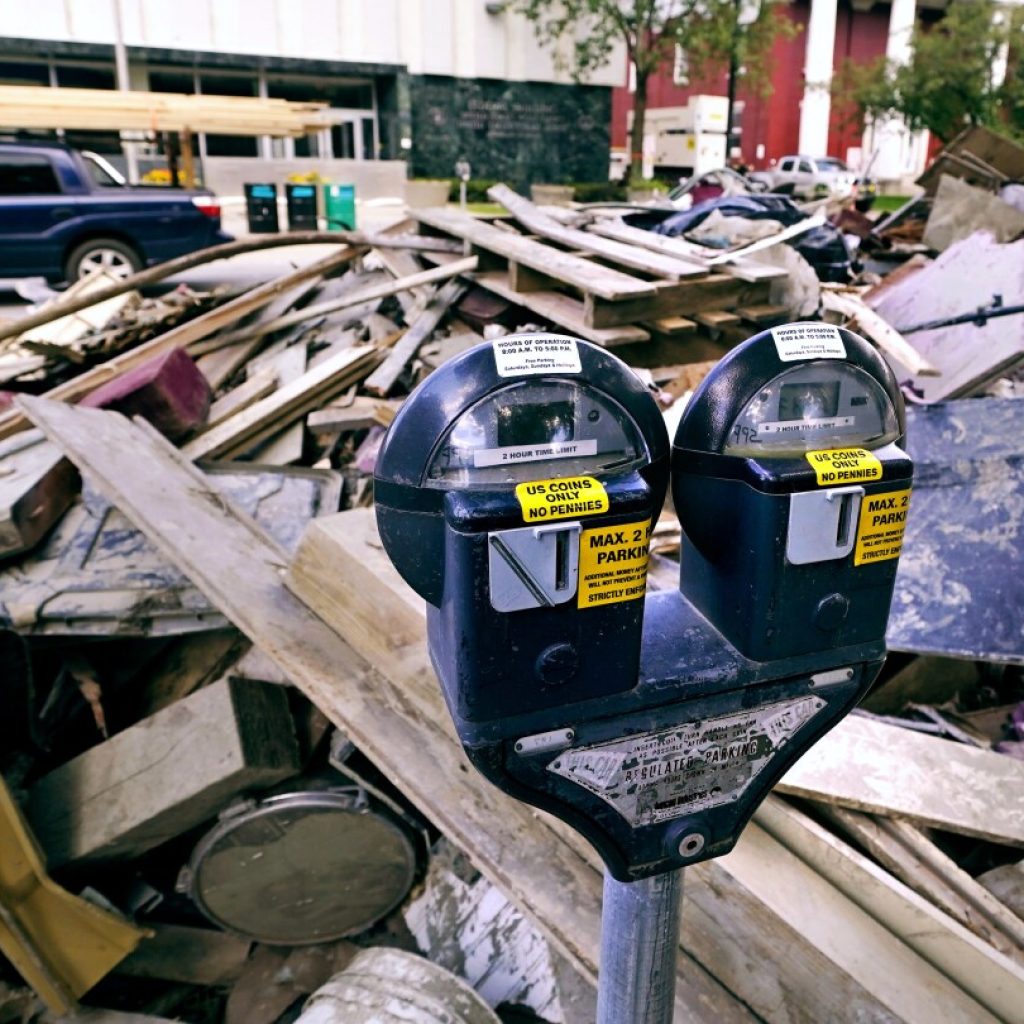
[111,0,140,184]
[596,868,684,1024]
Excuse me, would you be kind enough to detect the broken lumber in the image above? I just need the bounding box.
[0,431,79,560]
[822,805,1024,961]
[17,398,751,1024]
[78,347,212,440]
[363,280,466,397]
[488,184,706,280]
[757,796,1024,1021]
[0,232,462,345]
[27,676,300,867]
[181,345,379,462]
[0,247,361,441]
[777,713,1024,848]
[204,256,478,351]
[821,289,939,377]
[413,206,656,301]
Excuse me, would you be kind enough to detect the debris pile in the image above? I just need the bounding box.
[0,175,1021,1024]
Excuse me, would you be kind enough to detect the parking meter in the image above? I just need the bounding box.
[375,326,912,882]
[375,333,670,731]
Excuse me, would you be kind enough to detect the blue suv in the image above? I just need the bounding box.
[0,140,233,283]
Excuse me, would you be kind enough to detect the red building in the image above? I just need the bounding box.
[612,0,932,178]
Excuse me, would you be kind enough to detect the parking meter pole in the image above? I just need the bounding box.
[597,868,683,1024]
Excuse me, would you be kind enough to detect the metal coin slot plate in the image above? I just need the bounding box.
[488,522,581,612]
[547,695,827,828]
[786,486,864,565]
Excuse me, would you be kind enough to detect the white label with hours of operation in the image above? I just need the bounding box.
[759,416,855,436]
[473,438,598,468]
[493,334,582,377]
[547,695,826,828]
[771,323,846,362]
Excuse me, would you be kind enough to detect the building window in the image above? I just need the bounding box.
[200,73,259,158]
[0,60,49,87]
[55,64,115,90]
[149,70,197,94]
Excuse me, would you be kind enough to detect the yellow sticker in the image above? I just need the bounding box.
[805,448,882,487]
[577,519,652,609]
[515,476,609,523]
[854,489,911,566]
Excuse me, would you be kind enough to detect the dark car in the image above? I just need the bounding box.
[0,140,233,283]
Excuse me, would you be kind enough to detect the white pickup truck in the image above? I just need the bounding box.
[749,155,858,200]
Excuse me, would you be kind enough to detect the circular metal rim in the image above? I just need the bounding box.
[76,247,136,281]
[186,789,418,946]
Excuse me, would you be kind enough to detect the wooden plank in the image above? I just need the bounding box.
[642,316,697,337]
[363,280,465,397]
[757,797,1024,1022]
[284,509,1000,1024]
[584,277,770,329]
[205,257,478,352]
[17,399,752,1024]
[194,280,322,393]
[736,304,790,326]
[823,806,1024,960]
[371,248,427,315]
[0,232,461,346]
[821,289,940,378]
[117,924,251,985]
[488,183,707,281]
[0,248,360,442]
[777,713,1024,848]
[202,370,278,432]
[412,207,656,301]
[472,271,649,347]
[27,677,300,867]
[306,398,396,436]
[182,346,379,462]
[693,311,741,330]
[587,219,788,281]
[241,344,308,465]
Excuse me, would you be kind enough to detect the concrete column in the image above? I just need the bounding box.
[798,0,838,156]
[871,0,919,182]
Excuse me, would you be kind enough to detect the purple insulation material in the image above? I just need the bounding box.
[80,347,211,440]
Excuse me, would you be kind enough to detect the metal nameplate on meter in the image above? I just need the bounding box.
[547,695,826,827]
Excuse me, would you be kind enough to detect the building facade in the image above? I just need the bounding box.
[610,0,961,184]
[0,0,625,188]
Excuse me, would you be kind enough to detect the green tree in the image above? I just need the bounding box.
[510,0,800,182]
[834,0,1024,144]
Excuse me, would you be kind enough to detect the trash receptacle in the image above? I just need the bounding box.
[285,183,319,231]
[244,183,279,233]
[323,183,356,230]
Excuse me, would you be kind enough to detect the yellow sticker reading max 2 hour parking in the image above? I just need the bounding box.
[515,476,609,523]
[805,448,882,487]
[578,519,652,609]
[854,489,911,566]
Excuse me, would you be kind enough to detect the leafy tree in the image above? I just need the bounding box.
[510,0,800,182]
[834,0,1024,144]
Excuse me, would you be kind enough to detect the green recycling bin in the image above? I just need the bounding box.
[323,183,356,230]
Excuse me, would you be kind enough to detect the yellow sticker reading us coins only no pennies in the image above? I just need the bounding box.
[805,448,882,487]
[515,476,609,523]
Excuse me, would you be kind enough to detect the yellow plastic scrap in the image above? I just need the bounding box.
[0,775,149,1014]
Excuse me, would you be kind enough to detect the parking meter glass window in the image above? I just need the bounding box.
[723,362,899,456]
[424,380,648,488]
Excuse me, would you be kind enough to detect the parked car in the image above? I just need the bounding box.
[749,155,858,200]
[0,140,232,284]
